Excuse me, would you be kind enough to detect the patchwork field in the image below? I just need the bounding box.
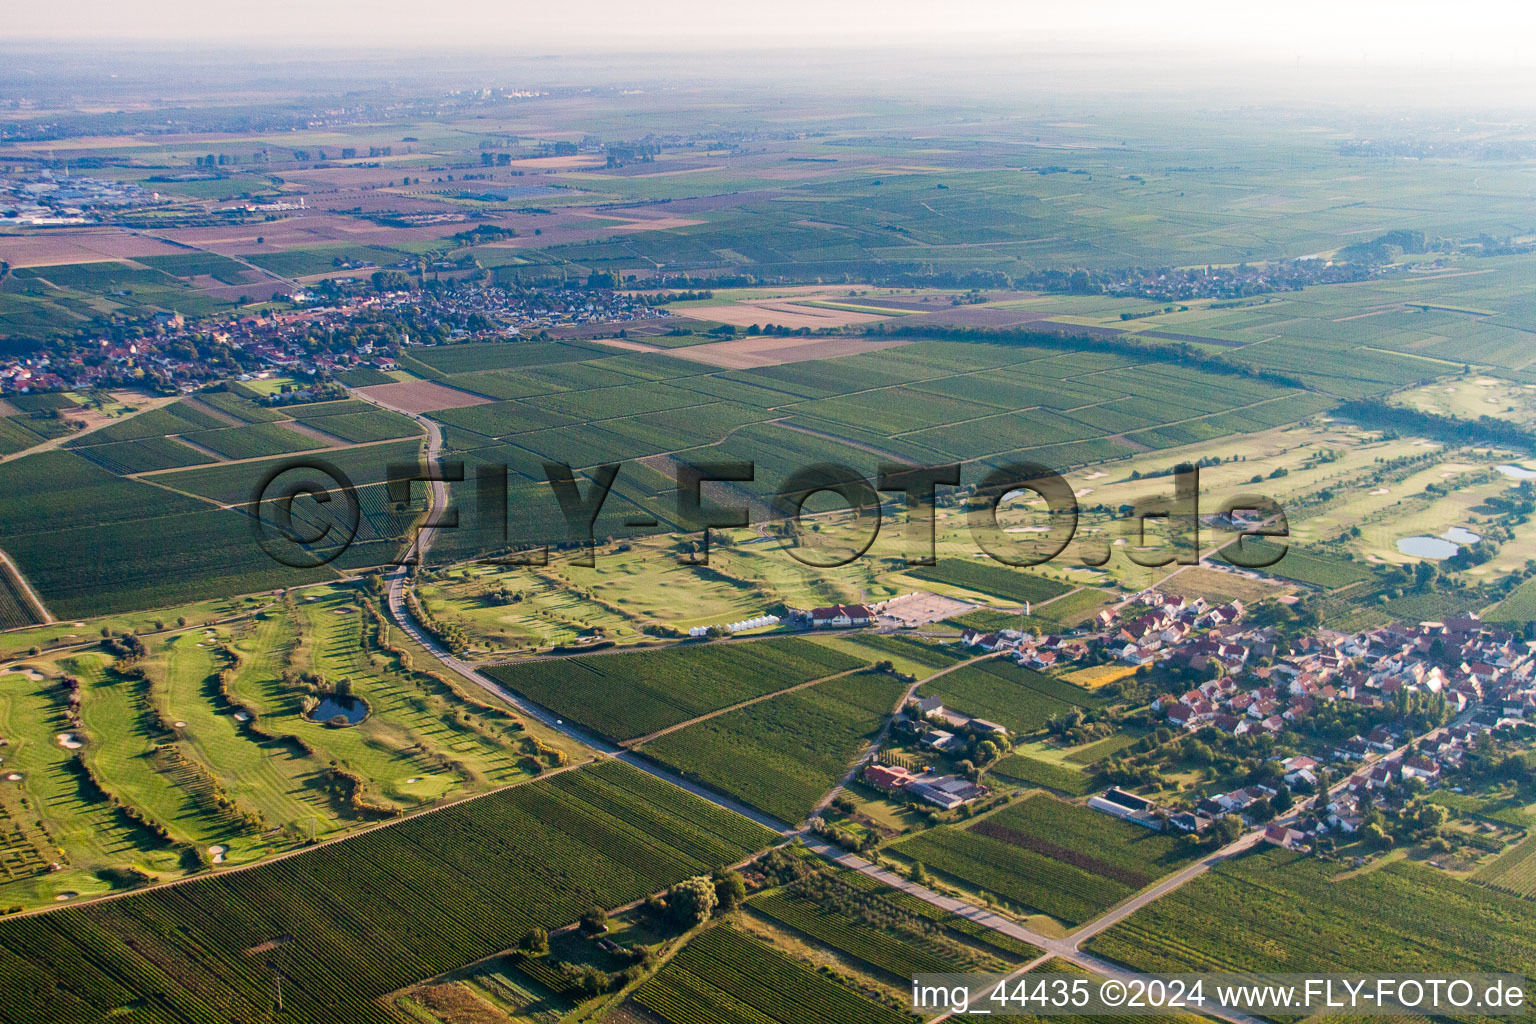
[921,659,1107,736]
[891,792,1199,925]
[1090,846,1536,999]
[625,924,908,1024]
[482,637,865,743]
[0,760,774,1024]
[639,669,912,824]
[0,583,584,907]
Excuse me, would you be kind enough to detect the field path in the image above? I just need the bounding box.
[622,666,867,749]
[129,229,299,290]
[373,389,797,835]
[819,713,1472,1024]
[0,546,53,624]
[810,836,1267,1024]
[809,649,1004,818]
[0,393,181,465]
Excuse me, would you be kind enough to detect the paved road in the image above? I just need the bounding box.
[361,390,1457,1020]
[370,394,795,836]
[807,709,1472,1024]
[809,649,1004,818]
[810,835,1269,1024]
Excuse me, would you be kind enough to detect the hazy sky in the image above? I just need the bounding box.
[7,0,1535,65]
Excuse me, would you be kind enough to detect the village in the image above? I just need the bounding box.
[830,583,1536,860]
[0,282,672,396]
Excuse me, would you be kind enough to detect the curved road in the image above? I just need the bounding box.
[360,386,1445,1023]
[368,393,794,834]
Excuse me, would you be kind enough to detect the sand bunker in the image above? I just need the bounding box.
[56,733,82,750]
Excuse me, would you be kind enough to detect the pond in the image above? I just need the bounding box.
[1498,464,1536,480]
[304,694,369,727]
[1397,526,1482,560]
[1397,536,1460,559]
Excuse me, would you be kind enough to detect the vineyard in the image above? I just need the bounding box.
[989,754,1093,795]
[1475,831,1536,897]
[0,568,38,631]
[890,793,1194,925]
[0,760,774,1024]
[0,448,334,617]
[73,435,216,475]
[923,659,1105,736]
[892,822,1127,925]
[833,866,1041,960]
[750,870,1017,980]
[640,670,910,824]
[903,558,1072,606]
[485,637,865,742]
[179,420,321,460]
[1233,539,1377,590]
[629,925,909,1024]
[1089,847,1536,999]
[978,794,1195,877]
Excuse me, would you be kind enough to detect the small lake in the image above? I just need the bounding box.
[1397,526,1482,560]
[305,694,369,726]
[1498,464,1536,480]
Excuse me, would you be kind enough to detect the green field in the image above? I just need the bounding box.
[990,753,1094,795]
[640,670,911,824]
[0,584,577,907]
[904,558,1073,606]
[484,637,865,742]
[1091,846,1536,1001]
[629,924,908,1024]
[923,659,1106,736]
[891,793,1196,925]
[0,759,773,1024]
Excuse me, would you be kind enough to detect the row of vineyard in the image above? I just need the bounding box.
[0,760,774,1024]
[485,637,864,741]
[1089,847,1536,1001]
[631,925,908,1024]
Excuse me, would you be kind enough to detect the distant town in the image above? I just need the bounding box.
[0,282,673,395]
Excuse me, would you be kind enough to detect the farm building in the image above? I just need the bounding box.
[801,604,873,629]
[906,774,988,810]
[1089,787,1164,830]
[862,763,916,792]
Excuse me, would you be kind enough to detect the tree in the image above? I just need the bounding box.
[1364,822,1394,850]
[579,904,608,934]
[1213,814,1244,845]
[519,927,549,954]
[712,869,746,913]
[668,876,718,927]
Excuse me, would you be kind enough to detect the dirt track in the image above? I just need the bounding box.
[590,333,914,369]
